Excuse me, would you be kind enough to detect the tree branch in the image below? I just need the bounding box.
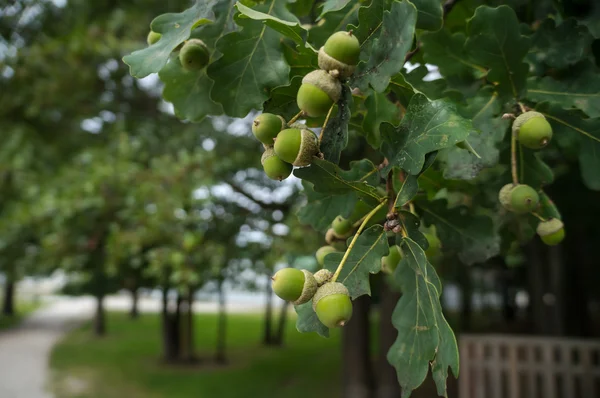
[228,182,291,212]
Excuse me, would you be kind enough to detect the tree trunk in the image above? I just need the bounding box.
[377,280,401,398]
[129,288,139,319]
[263,272,274,345]
[215,279,227,364]
[273,301,289,346]
[342,295,375,398]
[2,280,15,316]
[161,286,180,362]
[182,289,195,362]
[93,294,106,336]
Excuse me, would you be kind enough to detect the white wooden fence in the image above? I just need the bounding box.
[459,334,600,398]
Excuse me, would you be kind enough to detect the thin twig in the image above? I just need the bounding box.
[287,110,304,126]
[318,104,335,144]
[511,127,519,185]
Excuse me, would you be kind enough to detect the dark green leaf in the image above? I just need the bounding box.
[294,158,382,204]
[397,210,428,250]
[421,29,485,79]
[159,56,222,122]
[465,5,530,98]
[381,93,472,175]
[538,191,561,220]
[528,18,593,69]
[411,0,443,31]
[348,0,386,44]
[324,225,388,299]
[308,0,360,47]
[297,181,357,232]
[394,173,419,208]
[207,0,291,117]
[351,1,417,93]
[123,1,218,78]
[518,148,554,189]
[263,76,303,120]
[319,0,352,20]
[321,85,353,164]
[418,199,501,265]
[295,301,329,337]
[362,91,400,149]
[387,238,458,398]
[283,42,319,79]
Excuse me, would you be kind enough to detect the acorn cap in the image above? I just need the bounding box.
[536,218,564,237]
[293,129,319,167]
[312,282,350,311]
[293,269,318,305]
[314,269,333,286]
[302,70,342,103]
[512,111,545,135]
[325,228,347,244]
[498,183,516,211]
[318,47,356,79]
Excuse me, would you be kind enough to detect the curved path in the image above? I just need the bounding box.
[0,297,95,398]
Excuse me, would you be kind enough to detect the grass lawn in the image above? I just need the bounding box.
[0,299,43,330]
[50,312,343,398]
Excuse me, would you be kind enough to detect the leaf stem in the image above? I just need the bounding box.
[287,110,304,126]
[331,200,387,283]
[386,170,395,213]
[518,102,527,114]
[511,125,519,185]
[318,104,335,144]
[532,212,547,222]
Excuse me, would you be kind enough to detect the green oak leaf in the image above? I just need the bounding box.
[207,0,291,117]
[411,0,443,31]
[318,0,352,20]
[324,225,388,299]
[527,62,600,118]
[321,85,353,164]
[421,29,485,79]
[536,103,600,191]
[387,238,458,398]
[439,88,509,180]
[295,301,329,337]
[263,76,303,120]
[381,93,472,175]
[518,147,554,189]
[348,0,387,45]
[308,0,360,47]
[394,173,418,208]
[465,5,530,99]
[235,3,315,53]
[159,55,222,122]
[362,91,400,149]
[123,0,218,78]
[294,158,382,205]
[297,181,357,232]
[397,210,429,250]
[528,18,593,69]
[351,0,417,93]
[418,199,501,265]
[192,0,237,50]
[538,191,561,221]
[283,42,319,79]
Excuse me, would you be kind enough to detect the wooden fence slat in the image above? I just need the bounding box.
[561,344,574,398]
[542,343,556,398]
[459,335,471,398]
[528,344,538,398]
[581,347,594,398]
[474,340,485,398]
[508,343,519,398]
[489,343,502,398]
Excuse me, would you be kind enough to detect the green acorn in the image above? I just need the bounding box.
[318,31,360,79]
[316,245,337,267]
[297,70,342,117]
[314,269,333,286]
[499,183,516,211]
[273,128,319,167]
[513,111,553,150]
[313,282,352,328]
[261,148,293,181]
[147,31,161,46]
[332,215,352,236]
[536,218,565,246]
[179,39,210,71]
[252,113,286,146]
[381,245,401,274]
[510,184,540,214]
[272,268,317,305]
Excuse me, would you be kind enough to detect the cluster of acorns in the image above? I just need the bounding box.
[499,111,565,245]
[251,31,361,181]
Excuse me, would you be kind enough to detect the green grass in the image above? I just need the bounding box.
[50,312,342,398]
[0,299,42,330]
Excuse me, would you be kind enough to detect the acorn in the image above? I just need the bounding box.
[147,31,161,46]
[332,215,352,236]
[272,268,317,305]
[314,269,333,286]
[536,218,565,246]
[313,282,352,328]
[179,39,210,71]
[318,31,360,79]
[513,111,553,150]
[498,183,516,211]
[273,128,319,167]
[261,148,293,181]
[252,113,286,146]
[381,245,401,274]
[510,184,540,214]
[316,245,337,267]
[297,70,342,117]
